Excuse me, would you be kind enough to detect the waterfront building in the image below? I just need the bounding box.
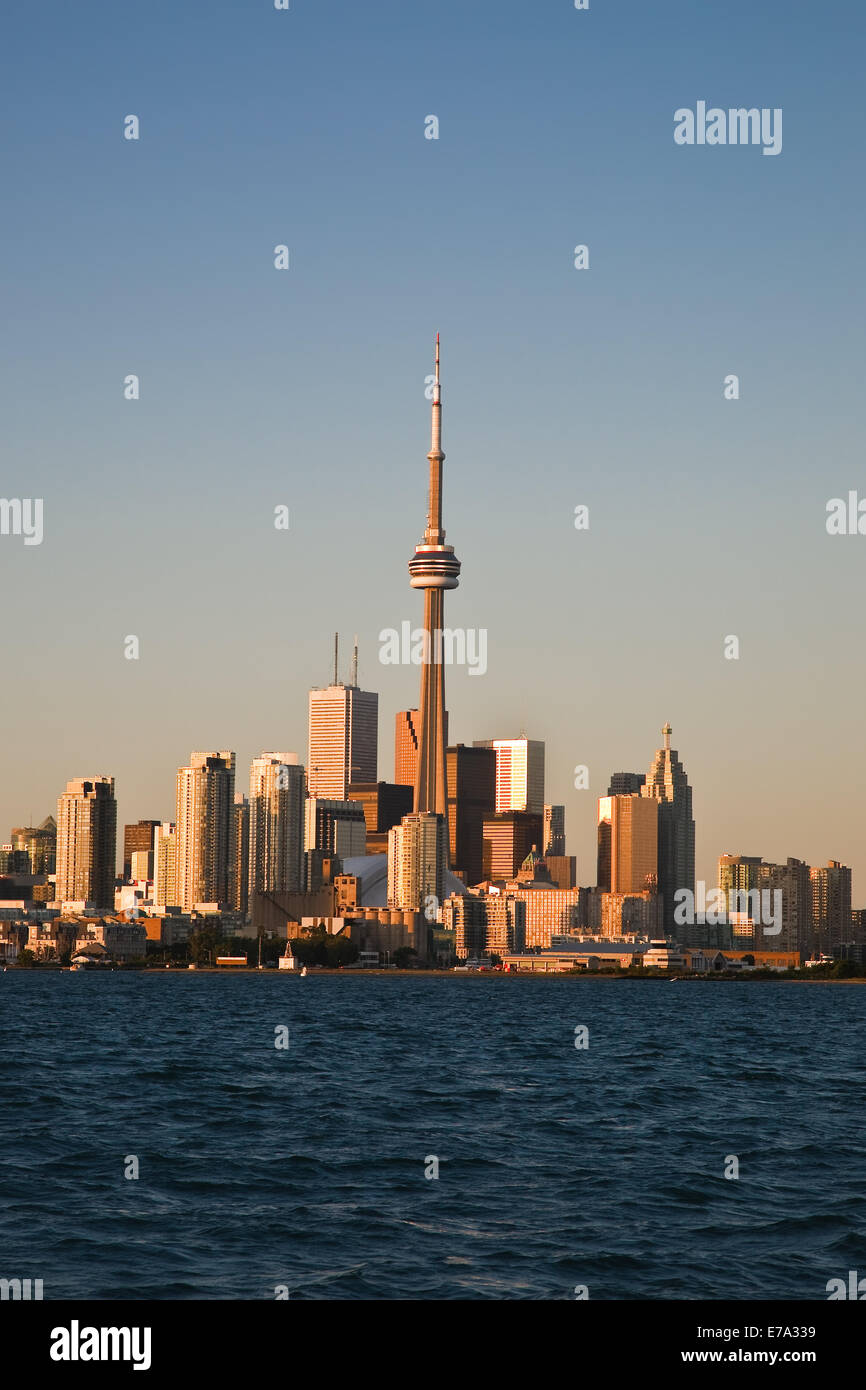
[153,822,177,909]
[810,861,852,956]
[249,753,305,896]
[387,812,448,911]
[175,751,235,911]
[597,794,658,895]
[600,890,662,938]
[504,882,584,949]
[56,777,117,910]
[442,888,525,959]
[719,854,763,901]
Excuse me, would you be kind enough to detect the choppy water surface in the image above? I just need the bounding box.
[1,973,864,1299]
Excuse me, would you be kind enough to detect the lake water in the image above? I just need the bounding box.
[1,972,864,1300]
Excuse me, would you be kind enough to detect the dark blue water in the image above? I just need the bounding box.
[2,973,864,1300]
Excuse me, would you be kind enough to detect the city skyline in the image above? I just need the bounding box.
[3,2,865,897]
[7,710,861,914]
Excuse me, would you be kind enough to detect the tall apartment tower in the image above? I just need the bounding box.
[408,337,461,817]
[446,744,496,885]
[395,708,448,790]
[810,861,852,956]
[230,794,250,915]
[56,777,117,909]
[175,751,235,911]
[757,858,812,954]
[641,724,695,934]
[473,738,545,815]
[308,643,378,800]
[718,854,763,902]
[387,811,448,911]
[153,822,177,909]
[543,804,566,857]
[248,752,305,898]
[597,795,658,894]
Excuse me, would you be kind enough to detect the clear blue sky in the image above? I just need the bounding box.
[2,0,865,894]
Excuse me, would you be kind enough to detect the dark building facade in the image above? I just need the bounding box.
[481,811,543,882]
[607,773,646,796]
[348,781,413,855]
[123,820,161,881]
[446,744,496,886]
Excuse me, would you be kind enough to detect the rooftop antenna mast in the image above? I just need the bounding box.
[352,635,358,687]
[333,632,339,687]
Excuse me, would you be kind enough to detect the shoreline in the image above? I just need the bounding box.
[10,966,863,983]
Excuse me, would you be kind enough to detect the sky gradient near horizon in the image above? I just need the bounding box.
[2,0,865,894]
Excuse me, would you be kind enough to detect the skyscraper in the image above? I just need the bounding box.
[55,777,117,909]
[446,744,496,885]
[175,751,235,911]
[474,738,545,814]
[607,772,646,796]
[481,811,543,881]
[395,708,448,790]
[388,812,448,911]
[597,794,659,894]
[308,649,378,800]
[543,804,566,856]
[395,710,420,788]
[718,854,763,903]
[230,794,250,915]
[304,797,367,858]
[248,752,305,896]
[152,822,177,909]
[348,781,414,855]
[641,723,695,934]
[409,337,461,816]
[11,817,56,874]
[757,858,811,954]
[123,819,160,880]
[810,861,852,956]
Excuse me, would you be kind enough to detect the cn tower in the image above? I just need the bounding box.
[409,335,461,816]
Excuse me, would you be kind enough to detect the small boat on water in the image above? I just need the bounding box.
[300,966,308,977]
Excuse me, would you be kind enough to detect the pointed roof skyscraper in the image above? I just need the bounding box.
[641,723,695,935]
